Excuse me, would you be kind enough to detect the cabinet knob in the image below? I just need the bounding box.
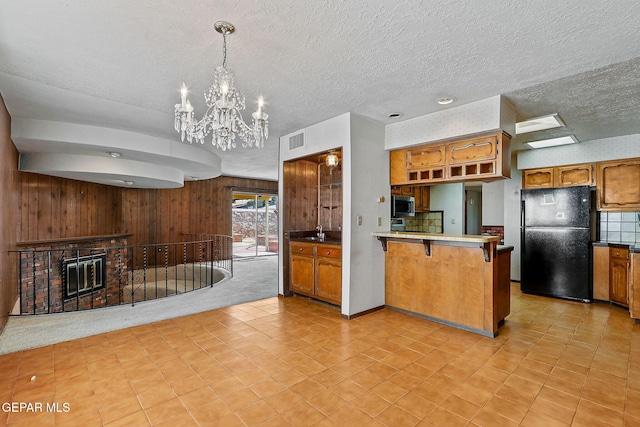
[615,252,620,256]
[326,251,331,255]
[299,248,303,251]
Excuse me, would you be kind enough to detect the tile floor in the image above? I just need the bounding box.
[1,284,639,426]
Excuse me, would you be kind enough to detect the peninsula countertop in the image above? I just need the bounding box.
[372,231,501,244]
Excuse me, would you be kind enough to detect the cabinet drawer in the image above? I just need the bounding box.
[291,244,314,256]
[610,246,629,260]
[316,246,341,259]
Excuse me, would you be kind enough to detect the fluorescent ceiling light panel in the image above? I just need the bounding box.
[516,113,565,134]
[526,135,579,149]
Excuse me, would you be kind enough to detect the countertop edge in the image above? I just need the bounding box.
[593,241,639,252]
[372,231,501,244]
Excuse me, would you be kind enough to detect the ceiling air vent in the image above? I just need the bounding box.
[289,132,304,150]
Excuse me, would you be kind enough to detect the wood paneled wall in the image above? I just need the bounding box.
[0,96,21,332]
[122,176,278,248]
[282,160,319,295]
[19,173,122,242]
[16,173,276,248]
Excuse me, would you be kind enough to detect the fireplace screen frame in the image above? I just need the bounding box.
[63,253,106,300]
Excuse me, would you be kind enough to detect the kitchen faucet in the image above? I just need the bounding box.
[316,224,325,241]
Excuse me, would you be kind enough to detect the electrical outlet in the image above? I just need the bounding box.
[377,217,382,226]
[357,215,363,226]
[451,218,456,224]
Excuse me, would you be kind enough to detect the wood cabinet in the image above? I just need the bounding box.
[609,246,630,307]
[390,149,408,185]
[522,168,554,189]
[390,185,413,196]
[405,145,446,183]
[556,164,594,187]
[389,131,511,185]
[631,253,640,319]
[593,245,610,301]
[596,158,640,211]
[314,247,342,305]
[447,134,504,180]
[413,186,430,212]
[593,244,634,309]
[290,241,341,305]
[522,163,594,189]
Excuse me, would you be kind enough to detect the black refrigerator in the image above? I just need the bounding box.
[521,186,592,302]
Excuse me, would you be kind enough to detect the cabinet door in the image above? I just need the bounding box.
[556,164,593,187]
[597,159,640,210]
[414,186,430,212]
[390,149,407,185]
[631,253,640,319]
[609,257,629,307]
[522,168,554,188]
[407,145,445,170]
[314,257,342,305]
[447,136,497,164]
[290,255,315,296]
[592,246,609,301]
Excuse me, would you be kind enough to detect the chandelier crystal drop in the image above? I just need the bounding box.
[174,21,269,151]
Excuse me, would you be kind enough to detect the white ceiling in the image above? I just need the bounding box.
[1,1,639,186]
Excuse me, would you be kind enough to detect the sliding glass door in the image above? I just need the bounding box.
[232,192,278,258]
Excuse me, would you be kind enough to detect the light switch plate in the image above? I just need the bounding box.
[357,215,363,226]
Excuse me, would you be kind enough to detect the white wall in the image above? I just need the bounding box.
[504,155,522,281]
[517,134,640,169]
[278,112,387,317]
[385,95,515,150]
[429,184,464,234]
[347,114,387,315]
[278,114,351,297]
[482,180,505,226]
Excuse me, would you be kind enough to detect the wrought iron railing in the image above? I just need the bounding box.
[18,235,233,315]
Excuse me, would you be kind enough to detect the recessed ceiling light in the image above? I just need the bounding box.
[526,135,579,149]
[437,98,454,105]
[516,113,565,134]
[190,176,199,181]
[122,180,134,186]
[388,113,403,119]
[109,152,122,158]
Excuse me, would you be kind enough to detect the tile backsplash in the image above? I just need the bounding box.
[599,211,640,244]
[405,211,443,233]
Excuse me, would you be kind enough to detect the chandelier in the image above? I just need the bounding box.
[174,21,268,151]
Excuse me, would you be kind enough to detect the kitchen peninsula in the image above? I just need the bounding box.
[373,231,513,337]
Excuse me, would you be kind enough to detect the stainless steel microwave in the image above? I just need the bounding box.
[392,195,415,217]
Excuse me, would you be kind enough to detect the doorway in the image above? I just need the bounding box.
[465,185,482,235]
[232,192,279,258]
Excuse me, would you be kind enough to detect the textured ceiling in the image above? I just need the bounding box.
[1,0,639,184]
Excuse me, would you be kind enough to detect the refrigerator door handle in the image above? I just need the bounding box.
[520,200,525,227]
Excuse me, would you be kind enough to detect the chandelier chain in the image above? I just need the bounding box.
[222,33,227,68]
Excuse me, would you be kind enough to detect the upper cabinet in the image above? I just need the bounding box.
[523,163,594,189]
[390,131,511,185]
[522,167,555,189]
[522,158,640,211]
[597,158,640,211]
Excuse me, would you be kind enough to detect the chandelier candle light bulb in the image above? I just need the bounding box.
[174,21,269,151]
